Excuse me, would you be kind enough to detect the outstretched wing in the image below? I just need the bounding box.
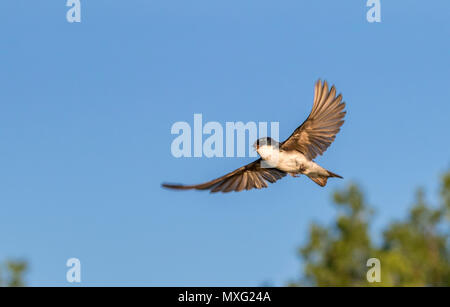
[280,80,346,160]
[162,159,286,193]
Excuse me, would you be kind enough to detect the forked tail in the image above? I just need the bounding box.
[307,170,343,187]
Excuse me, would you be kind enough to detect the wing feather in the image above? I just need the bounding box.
[162,159,286,193]
[280,80,346,160]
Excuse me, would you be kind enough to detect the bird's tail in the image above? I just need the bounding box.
[307,170,343,187]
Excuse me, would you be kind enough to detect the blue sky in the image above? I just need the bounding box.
[0,1,449,286]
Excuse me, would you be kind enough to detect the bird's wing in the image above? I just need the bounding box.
[162,159,286,193]
[280,80,346,160]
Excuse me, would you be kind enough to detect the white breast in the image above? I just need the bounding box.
[257,145,309,172]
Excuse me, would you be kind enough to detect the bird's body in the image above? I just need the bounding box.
[257,144,306,172]
[163,80,346,192]
[256,144,341,187]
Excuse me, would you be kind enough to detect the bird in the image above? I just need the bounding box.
[162,80,346,193]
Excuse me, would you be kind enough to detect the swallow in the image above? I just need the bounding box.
[162,80,346,193]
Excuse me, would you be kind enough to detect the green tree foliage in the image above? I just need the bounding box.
[295,172,450,286]
[0,260,27,287]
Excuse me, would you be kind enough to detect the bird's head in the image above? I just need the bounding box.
[254,137,279,152]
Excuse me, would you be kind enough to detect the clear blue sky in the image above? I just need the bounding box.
[0,1,449,286]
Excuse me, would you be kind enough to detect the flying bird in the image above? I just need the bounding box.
[162,80,346,193]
